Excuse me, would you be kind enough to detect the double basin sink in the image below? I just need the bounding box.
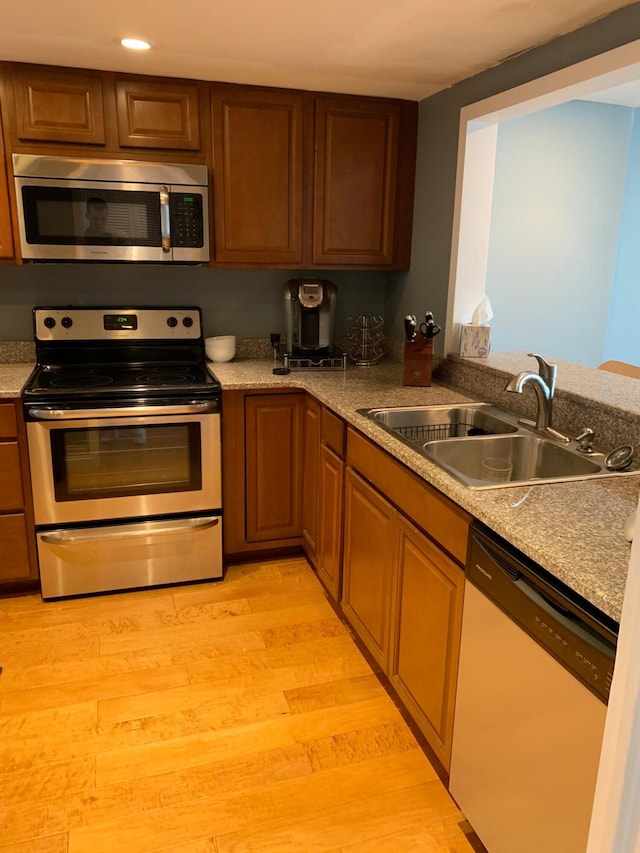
[359,402,639,489]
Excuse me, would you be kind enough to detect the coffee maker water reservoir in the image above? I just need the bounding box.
[284,279,337,356]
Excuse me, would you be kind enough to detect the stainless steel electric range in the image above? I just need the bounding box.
[22,306,223,599]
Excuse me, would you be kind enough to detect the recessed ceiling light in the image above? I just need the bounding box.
[121,38,152,51]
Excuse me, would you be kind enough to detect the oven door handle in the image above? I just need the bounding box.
[40,515,220,544]
[28,401,219,419]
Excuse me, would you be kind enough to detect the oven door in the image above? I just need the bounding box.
[26,408,221,526]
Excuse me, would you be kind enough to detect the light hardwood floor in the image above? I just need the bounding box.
[0,557,478,853]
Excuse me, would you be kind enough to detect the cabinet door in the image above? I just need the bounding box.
[0,514,32,582]
[390,516,465,770]
[12,65,106,145]
[316,444,344,602]
[301,396,321,562]
[342,468,397,669]
[313,97,399,266]
[0,442,24,510]
[115,79,201,150]
[0,111,14,259]
[212,86,305,264]
[245,393,303,542]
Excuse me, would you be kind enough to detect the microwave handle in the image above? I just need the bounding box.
[160,186,171,253]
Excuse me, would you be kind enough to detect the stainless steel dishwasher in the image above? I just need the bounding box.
[449,522,617,853]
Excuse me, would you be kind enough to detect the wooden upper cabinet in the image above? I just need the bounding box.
[212,85,305,264]
[313,97,400,267]
[11,65,106,145]
[0,110,14,260]
[115,78,201,150]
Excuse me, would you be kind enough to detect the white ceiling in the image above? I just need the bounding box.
[0,0,638,101]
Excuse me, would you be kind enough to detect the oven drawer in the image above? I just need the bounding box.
[37,513,223,598]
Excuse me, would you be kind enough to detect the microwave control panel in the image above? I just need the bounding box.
[170,193,204,248]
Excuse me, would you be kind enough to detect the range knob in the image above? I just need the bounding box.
[61,316,73,329]
[183,316,194,328]
[167,316,178,328]
[43,316,56,329]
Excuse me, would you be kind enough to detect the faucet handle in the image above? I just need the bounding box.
[575,427,595,453]
[527,353,557,392]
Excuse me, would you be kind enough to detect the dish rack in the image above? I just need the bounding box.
[396,421,491,443]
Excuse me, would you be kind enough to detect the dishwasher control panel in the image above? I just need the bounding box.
[467,526,616,703]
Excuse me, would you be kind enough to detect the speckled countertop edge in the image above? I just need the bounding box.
[209,357,640,624]
[0,363,35,398]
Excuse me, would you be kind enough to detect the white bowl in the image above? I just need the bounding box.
[205,335,236,363]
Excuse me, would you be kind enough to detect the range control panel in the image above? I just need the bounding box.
[34,307,202,342]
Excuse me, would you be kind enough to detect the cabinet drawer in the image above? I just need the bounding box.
[0,441,24,510]
[0,513,32,581]
[346,427,470,565]
[0,403,18,438]
[321,407,346,458]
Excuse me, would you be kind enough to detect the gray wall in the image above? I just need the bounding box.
[0,265,386,342]
[385,1,640,354]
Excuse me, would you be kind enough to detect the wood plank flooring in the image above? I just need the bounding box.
[0,557,477,852]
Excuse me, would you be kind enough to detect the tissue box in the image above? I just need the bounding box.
[460,324,491,358]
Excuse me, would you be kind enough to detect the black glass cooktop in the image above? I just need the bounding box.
[23,362,221,402]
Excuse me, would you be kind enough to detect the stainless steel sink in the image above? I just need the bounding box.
[422,433,606,488]
[359,402,640,488]
[359,403,518,447]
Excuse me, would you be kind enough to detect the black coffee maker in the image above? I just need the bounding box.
[283,279,337,356]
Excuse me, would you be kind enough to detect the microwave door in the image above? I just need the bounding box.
[14,177,170,262]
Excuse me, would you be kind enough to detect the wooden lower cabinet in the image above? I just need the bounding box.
[342,427,469,771]
[223,390,468,771]
[244,393,303,542]
[342,468,397,670]
[390,516,464,770]
[0,400,38,587]
[301,396,321,561]
[0,513,32,582]
[302,400,346,602]
[222,389,305,556]
[316,443,344,601]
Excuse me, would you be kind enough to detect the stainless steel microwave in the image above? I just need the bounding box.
[12,154,210,263]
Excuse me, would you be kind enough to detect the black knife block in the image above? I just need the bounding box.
[403,337,433,386]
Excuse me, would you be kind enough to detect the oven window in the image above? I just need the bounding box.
[50,423,202,501]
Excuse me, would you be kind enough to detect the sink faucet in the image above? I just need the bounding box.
[505,353,568,441]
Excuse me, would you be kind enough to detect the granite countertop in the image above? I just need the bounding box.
[0,363,35,398]
[210,357,640,624]
[2,353,636,623]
